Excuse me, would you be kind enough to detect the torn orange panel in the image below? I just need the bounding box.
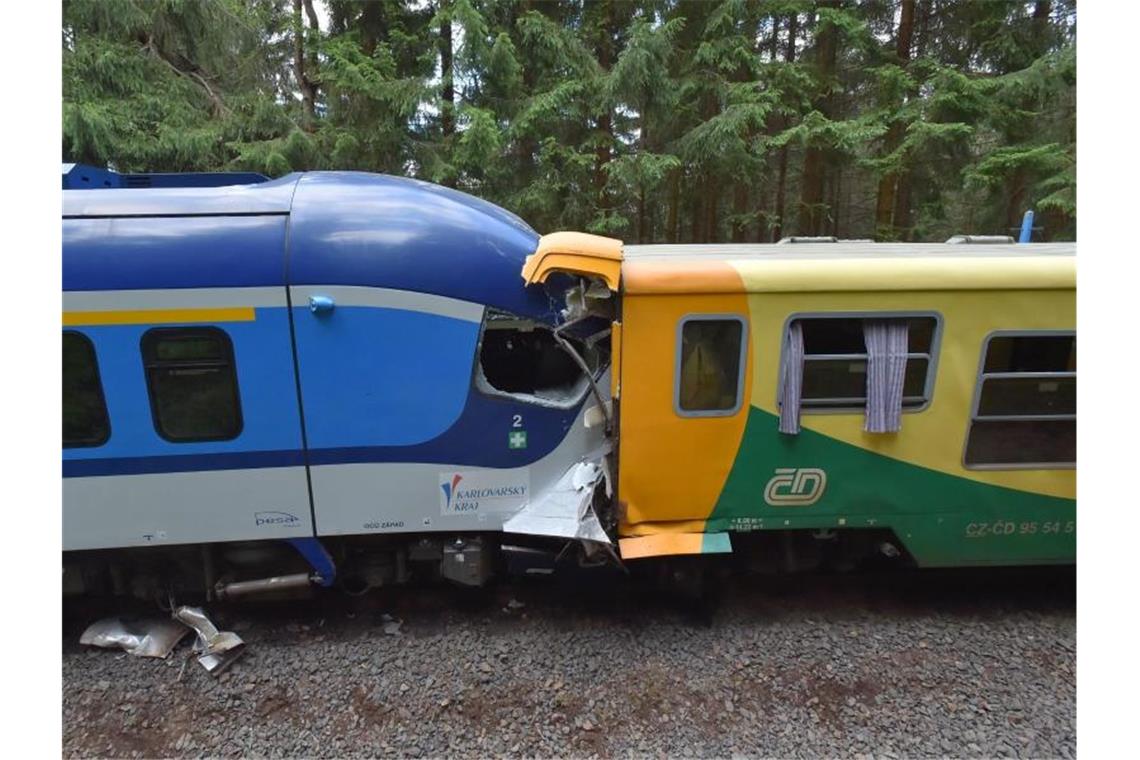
[618,532,732,560]
[521,231,623,290]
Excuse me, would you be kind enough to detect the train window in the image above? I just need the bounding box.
[676,316,746,416]
[477,309,607,406]
[964,332,1075,468]
[63,331,110,447]
[778,314,940,412]
[141,327,243,442]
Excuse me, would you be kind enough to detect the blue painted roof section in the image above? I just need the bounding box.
[63,163,121,189]
[64,215,288,291]
[63,162,269,190]
[63,170,557,319]
[288,173,554,321]
[63,173,299,217]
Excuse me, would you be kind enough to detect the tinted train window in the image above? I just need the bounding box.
[142,328,242,442]
[785,315,938,411]
[677,317,746,415]
[63,331,110,447]
[964,332,1075,468]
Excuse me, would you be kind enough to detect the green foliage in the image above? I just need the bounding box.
[63,0,1077,241]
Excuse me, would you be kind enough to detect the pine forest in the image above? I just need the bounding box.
[62,0,1077,242]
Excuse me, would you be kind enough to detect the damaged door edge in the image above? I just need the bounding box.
[553,318,613,435]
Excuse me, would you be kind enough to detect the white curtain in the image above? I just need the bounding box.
[778,321,805,434]
[864,320,909,433]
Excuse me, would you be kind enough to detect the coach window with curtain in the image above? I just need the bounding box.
[777,314,939,434]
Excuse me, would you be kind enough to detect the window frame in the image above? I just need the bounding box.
[674,314,749,418]
[472,307,610,409]
[962,329,1076,470]
[774,310,944,415]
[63,330,111,448]
[140,326,244,443]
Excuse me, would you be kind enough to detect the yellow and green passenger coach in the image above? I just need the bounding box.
[526,234,1075,570]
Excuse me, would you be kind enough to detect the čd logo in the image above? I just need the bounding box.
[763,468,827,506]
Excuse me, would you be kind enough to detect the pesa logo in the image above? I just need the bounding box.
[254,511,301,527]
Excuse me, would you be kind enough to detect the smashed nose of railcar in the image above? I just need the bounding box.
[500,232,624,560]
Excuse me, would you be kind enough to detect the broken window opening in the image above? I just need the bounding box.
[477,308,610,407]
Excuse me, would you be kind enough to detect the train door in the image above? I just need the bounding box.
[286,283,487,535]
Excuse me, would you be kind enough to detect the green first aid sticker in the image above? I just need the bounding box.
[508,430,528,449]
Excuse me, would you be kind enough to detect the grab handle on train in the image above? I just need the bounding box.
[309,295,335,314]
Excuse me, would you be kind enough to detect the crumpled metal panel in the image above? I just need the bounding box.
[79,617,191,659]
[502,446,612,544]
[173,606,245,676]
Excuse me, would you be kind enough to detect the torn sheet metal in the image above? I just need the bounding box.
[80,617,191,659]
[173,606,246,676]
[503,448,613,544]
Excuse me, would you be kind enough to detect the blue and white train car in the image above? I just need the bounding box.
[63,165,612,598]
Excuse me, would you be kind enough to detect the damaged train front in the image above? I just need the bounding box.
[498,231,625,572]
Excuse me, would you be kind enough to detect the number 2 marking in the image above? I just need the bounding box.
[512,414,523,428]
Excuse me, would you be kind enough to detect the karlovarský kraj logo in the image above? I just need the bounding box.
[440,474,464,512]
[763,467,827,506]
[439,470,530,516]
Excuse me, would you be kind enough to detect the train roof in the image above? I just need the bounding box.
[619,241,1075,295]
[63,170,559,321]
[623,241,1075,260]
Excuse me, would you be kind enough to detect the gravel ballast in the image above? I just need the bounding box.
[62,568,1075,758]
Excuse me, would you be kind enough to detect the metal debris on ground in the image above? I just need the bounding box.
[172,605,246,676]
[381,614,402,636]
[79,617,191,659]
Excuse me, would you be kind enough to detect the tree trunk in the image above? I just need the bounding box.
[705,176,719,243]
[666,169,680,243]
[635,186,646,243]
[514,0,538,185]
[874,0,915,239]
[893,172,912,239]
[359,0,385,57]
[829,167,842,237]
[293,0,317,132]
[1032,0,1053,52]
[690,183,702,243]
[798,149,826,235]
[915,0,932,59]
[773,147,790,241]
[771,13,798,241]
[732,183,749,242]
[1006,167,1027,232]
[593,0,615,217]
[798,2,840,236]
[440,2,455,142]
[302,0,320,109]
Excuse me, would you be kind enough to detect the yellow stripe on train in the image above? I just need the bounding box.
[62,307,256,326]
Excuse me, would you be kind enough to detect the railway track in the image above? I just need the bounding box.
[63,567,1075,758]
